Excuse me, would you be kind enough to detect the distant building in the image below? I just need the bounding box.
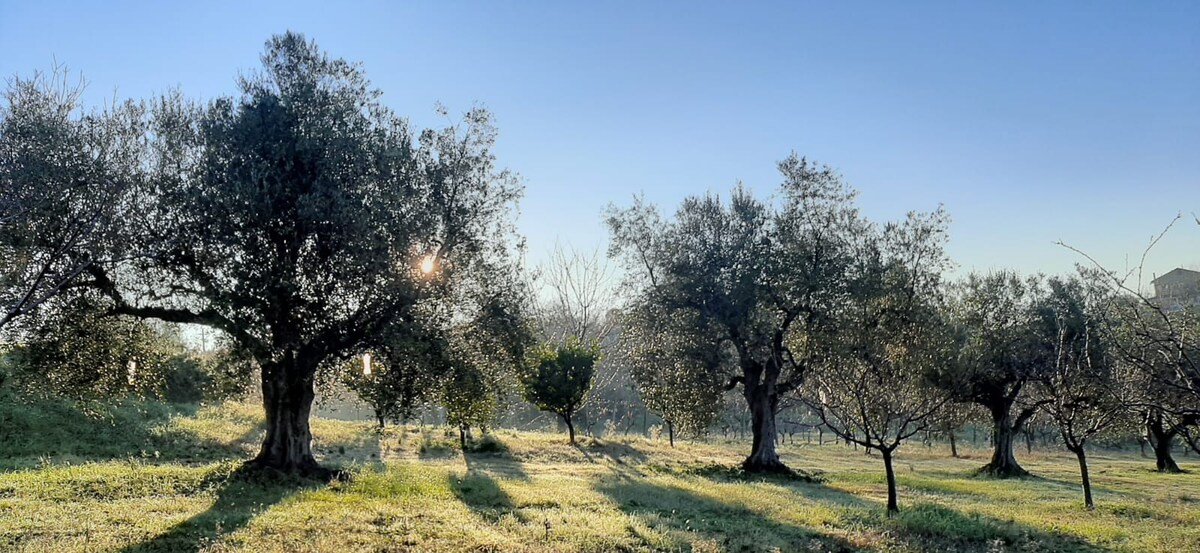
[1151,268,1200,312]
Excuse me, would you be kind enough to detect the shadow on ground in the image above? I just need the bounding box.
[594,469,1113,552]
[117,465,328,553]
[572,438,649,466]
[449,434,531,519]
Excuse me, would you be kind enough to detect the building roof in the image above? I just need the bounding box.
[1152,268,1200,284]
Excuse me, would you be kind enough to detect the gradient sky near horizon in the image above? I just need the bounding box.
[3,1,1197,288]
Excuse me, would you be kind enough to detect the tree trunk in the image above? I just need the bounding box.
[1071,446,1094,510]
[882,448,899,514]
[742,382,788,473]
[978,404,1029,477]
[459,425,467,449]
[1147,413,1183,473]
[564,412,576,445]
[667,420,675,448]
[949,431,959,458]
[375,409,385,431]
[249,355,324,476]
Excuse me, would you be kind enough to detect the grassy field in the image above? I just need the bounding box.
[1,400,1198,552]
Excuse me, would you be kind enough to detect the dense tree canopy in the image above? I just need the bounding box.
[622,304,729,447]
[930,271,1048,477]
[78,33,524,474]
[521,339,600,445]
[608,156,873,472]
[5,294,179,400]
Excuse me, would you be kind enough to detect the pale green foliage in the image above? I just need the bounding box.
[622,305,727,439]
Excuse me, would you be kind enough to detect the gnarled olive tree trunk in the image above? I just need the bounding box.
[248,355,325,476]
[743,382,787,473]
[979,402,1033,477]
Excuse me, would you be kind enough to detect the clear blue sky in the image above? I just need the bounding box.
[3,1,1197,287]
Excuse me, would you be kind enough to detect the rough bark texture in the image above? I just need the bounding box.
[882,448,899,514]
[743,383,788,473]
[248,356,325,477]
[1071,446,1095,510]
[978,403,1031,477]
[1147,413,1183,473]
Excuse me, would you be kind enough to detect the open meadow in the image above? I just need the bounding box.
[1,400,1197,553]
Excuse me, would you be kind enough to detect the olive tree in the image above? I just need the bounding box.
[804,209,956,514]
[442,282,536,446]
[87,33,522,475]
[1059,220,1200,474]
[607,156,864,473]
[622,305,728,446]
[520,339,600,444]
[1032,274,1128,510]
[930,272,1048,477]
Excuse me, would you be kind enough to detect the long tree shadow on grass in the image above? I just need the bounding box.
[448,467,525,524]
[595,470,1113,552]
[448,437,533,523]
[0,398,262,470]
[462,435,530,481]
[595,471,862,552]
[572,438,649,466]
[117,465,330,553]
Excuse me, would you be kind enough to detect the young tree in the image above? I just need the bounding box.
[1032,275,1127,510]
[533,245,626,438]
[343,343,444,430]
[804,210,956,514]
[520,339,600,444]
[0,68,140,331]
[930,272,1047,477]
[607,156,863,473]
[443,283,536,447]
[85,33,522,475]
[622,305,728,446]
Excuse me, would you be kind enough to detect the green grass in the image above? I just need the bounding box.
[1,399,1198,552]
